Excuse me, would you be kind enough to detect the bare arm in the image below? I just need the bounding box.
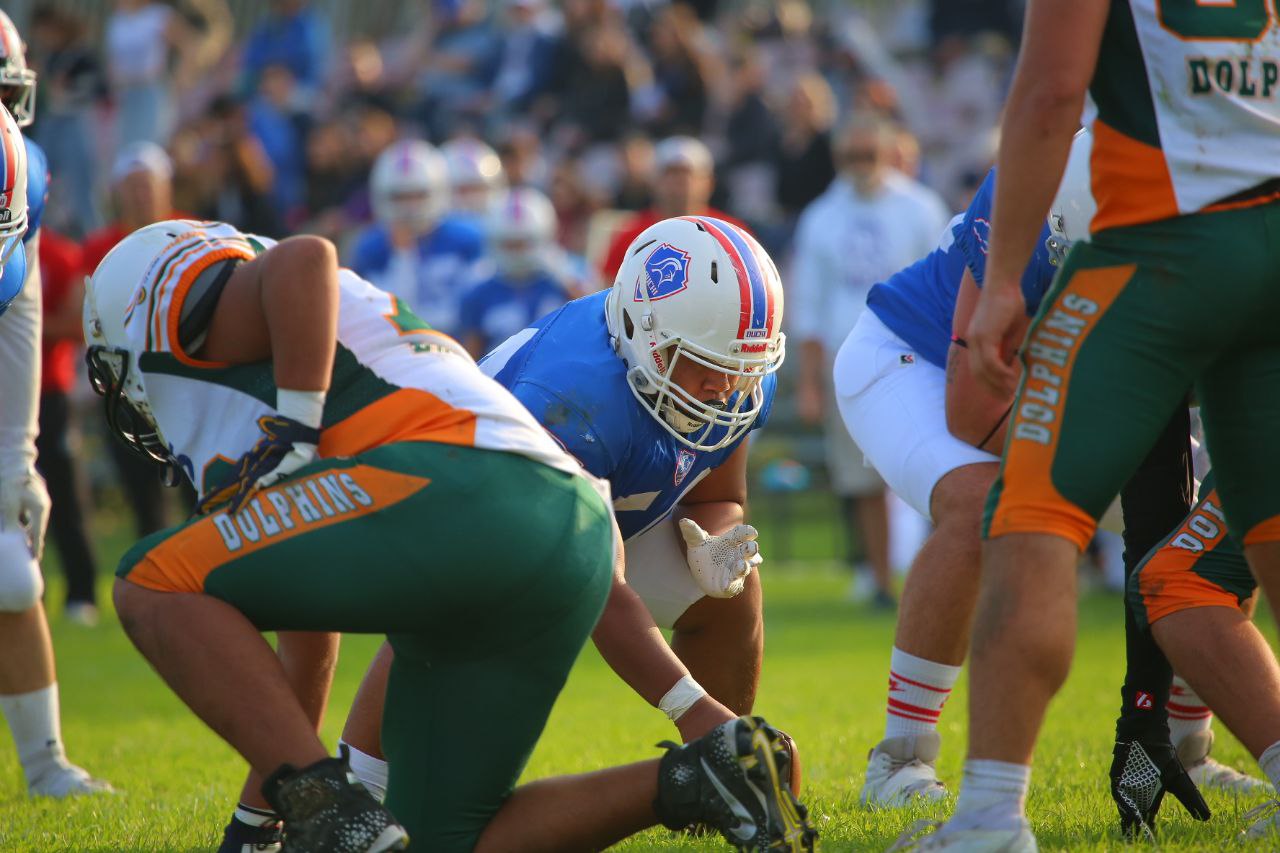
[946,268,1027,452]
[968,0,1108,393]
[674,439,749,535]
[196,235,339,392]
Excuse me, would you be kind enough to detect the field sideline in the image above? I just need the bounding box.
[0,540,1273,850]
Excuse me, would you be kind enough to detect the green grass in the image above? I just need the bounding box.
[0,525,1272,851]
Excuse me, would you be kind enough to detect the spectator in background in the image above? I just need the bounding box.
[247,63,310,225]
[774,72,837,221]
[548,155,602,259]
[488,0,563,120]
[496,121,549,191]
[721,47,782,232]
[80,143,187,539]
[790,114,948,607]
[190,97,284,236]
[28,5,105,238]
[301,119,363,242]
[612,132,654,211]
[412,0,500,138]
[598,135,745,281]
[240,0,330,105]
[459,188,569,358]
[551,17,636,147]
[347,139,484,336]
[35,230,100,626]
[639,3,719,137]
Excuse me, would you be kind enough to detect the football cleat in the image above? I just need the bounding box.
[654,715,817,851]
[888,819,1037,852]
[1241,800,1280,840]
[1177,730,1271,796]
[262,754,407,853]
[28,761,115,798]
[861,733,948,807]
[218,815,283,853]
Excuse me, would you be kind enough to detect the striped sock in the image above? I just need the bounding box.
[1168,675,1213,747]
[884,647,961,739]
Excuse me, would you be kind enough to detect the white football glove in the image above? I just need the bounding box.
[0,465,50,561]
[678,518,762,599]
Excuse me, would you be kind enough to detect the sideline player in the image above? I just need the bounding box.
[0,15,113,797]
[834,133,1089,806]
[910,0,1280,848]
[348,138,483,336]
[338,215,789,799]
[86,219,815,852]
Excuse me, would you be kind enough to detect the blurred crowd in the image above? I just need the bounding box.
[16,0,1026,619]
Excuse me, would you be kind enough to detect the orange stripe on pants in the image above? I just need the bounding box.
[1139,489,1237,625]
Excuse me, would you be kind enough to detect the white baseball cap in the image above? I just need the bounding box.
[654,136,713,173]
[111,141,173,185]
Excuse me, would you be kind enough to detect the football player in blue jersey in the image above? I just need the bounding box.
[337,215,793,801]
[458,187,570,358]
[347,139,484,337]
[0,15,113,798]
[832,131,1094,807]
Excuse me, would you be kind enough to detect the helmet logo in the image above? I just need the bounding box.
[636,243,692,302]
[971,217,991,255]
[674,449,697,486]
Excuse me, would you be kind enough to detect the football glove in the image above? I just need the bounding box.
[1110,737,1210,840]
[0,464,50,561]
[679,518,761,599]
[195,415,321,517]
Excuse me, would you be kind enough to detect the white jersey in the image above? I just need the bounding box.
[121,222,580,496]
[1090,0,1280,231]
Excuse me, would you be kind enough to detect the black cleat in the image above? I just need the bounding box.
[217,815,283,853]
[262,755,408,853]
[655,715,818,852]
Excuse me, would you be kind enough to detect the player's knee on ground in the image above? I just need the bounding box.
[0,530,42,611]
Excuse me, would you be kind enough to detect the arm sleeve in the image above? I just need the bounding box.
[0,239,41,473]
[508,380,615,478]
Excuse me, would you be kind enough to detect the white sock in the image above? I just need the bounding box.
[234,803,278,826]
[884,647,961,739]
[1168,675,1213,747]
[340,739,388,803]
[953,759,1030,828]
[0,683,68,786]
[1258,740,1280,792]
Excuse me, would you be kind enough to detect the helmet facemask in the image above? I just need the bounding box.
[85,341,181,487]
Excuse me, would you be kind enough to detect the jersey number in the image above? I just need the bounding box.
[1159,0,1270,41]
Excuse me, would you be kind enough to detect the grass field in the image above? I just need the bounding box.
[0,519,1274,852]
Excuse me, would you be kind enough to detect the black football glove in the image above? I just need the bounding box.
[195,415,321,516]
[1110,737,1210,840]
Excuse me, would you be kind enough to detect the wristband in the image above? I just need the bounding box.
[276,388,326,430]
[658,675,708,722]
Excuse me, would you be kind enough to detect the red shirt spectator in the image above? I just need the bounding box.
[39,230,85,395]
[599,205,747,283]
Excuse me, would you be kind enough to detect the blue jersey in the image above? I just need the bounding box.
[347,216,483,335]
[458,268,568,355]
[866,169,1057,369]
[0,138,47,312]
[482,291,776,540]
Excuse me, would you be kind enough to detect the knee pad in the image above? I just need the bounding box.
[0,530,43,611]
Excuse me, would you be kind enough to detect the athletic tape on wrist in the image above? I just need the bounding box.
[658,675,708,722]
[276,388,326,429]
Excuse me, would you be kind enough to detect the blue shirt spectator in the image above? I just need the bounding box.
[241,0,330,99]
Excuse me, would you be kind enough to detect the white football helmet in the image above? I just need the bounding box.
[83,219,210,483]
[441,138,505,214]
[370,139,449,234]
[1045,128,1095,266]
[0,103,28,270]
[486,188,556,278]
[605,216,785,452]
[0,12,35,128]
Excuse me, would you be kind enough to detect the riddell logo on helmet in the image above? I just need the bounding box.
[636,243,692,302]
[739,343,768,353]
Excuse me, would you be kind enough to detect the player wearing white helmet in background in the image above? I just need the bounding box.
[458,187,569,358]
[0,13,113,799]
[347,139,484,336]
[337,216,807,806]
[440,136,505,217]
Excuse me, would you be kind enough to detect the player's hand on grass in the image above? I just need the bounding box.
[1110,737,1210,839]
[966,279,1025,398]
[0,463,50,560]
[195,415,321,516]
[679,518,761,599]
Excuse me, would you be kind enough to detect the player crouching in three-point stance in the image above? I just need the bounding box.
[337,215,796,806]
[896,0,1280,848]
[86,219,815,852]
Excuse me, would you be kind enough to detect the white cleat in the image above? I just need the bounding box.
[861,732,949,807]
[888,819,1037,852]
[28,762,116,798]
[1177,730,1271,796]
[1241,800,1280,840]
